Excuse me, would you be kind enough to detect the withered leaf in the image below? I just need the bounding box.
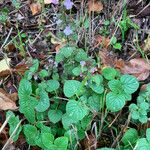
[0,89,17,110]
[88,0,103,13]
[30,2,41,15]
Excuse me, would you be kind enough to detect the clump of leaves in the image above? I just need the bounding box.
[129,83,150,123]
[102,67,139,112]
[6,45,140,149]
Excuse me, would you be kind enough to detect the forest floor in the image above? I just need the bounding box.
[0,0,150,150]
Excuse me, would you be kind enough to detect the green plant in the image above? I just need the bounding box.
[6,46,140,149]
[129,83,150,123]
[119,3,139,41]
[110,36,122,50]
[134,128,150,149]
[0,7,9,23]
[12,30,27,57]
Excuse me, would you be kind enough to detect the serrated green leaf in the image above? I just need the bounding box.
[60,46,75,58]
[23,124,38,146]
[89,83,104,94]
[54,136,68,150]
[19,96,37,123]
[18,79,32,96]
[75,49,88,62]
[36,122,51,133]
[131,111,139,120]
[18,79,38,123]
[108,79,123,94]
[55,52,64,63]
[35,90,50,112]
[39,69,49,78]
[121,128,138,145]
[139,115,147,123]
[48,109,63,123]
[62,113,77,130]
[41,133,54,148]
[88,94,102,112]
[63,80,81,97]
[106,92,126,112]
[81,114,92,130]
[135,138,150,150]
[139,102,149,110]
[146,129,150,143]
[66,100,88,121]
[113,43,122,50]
[91,74,103,85]
[29,59,39,73]
[6,111,22,142]
[72,66,81,76]
[121,75,139,94]
[129,104,138,111]
[46,80,60,92]
[102,67,117,80]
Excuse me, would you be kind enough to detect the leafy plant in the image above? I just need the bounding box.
[119,4,139,41]
[129,83,150,123]
[102,68,139,112]
[6,45,140,149]
[110,36,122,50]
[134,128,150,149]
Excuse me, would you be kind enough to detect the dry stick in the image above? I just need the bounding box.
[111,113,131,148]
[108,110,122,128]
[2,120,22,150]
[0,115,11,134]
[130,3,150,18]
[0,27,13,51]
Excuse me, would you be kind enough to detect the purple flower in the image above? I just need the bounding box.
[63,26,73,36]
[90,67,97,74]
[64,0,73,10]
[80,61,86,67]
[51,0,59,4]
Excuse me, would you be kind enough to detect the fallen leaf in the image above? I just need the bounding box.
[0,58,10,72]
[0,58,11,77]
[8,93,18,102]
[99,50,117,68]
[94,35,110,48]
[121,58,150,81]
[30,2,41,15]
[88,0,103,13]
[115,59,125,69]
[14,64,29,75]
[5,43,16,52]
[0,88,17,110]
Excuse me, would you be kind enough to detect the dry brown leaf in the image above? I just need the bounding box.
[14,64,29,75]
[88,0,103,13]
[95,35,110,48]
[99,50,117,68]
[0,88,17,110]
[121,58,150,81]
[0,58,11,77]
[5,43,16,52]
[30,3,41,15]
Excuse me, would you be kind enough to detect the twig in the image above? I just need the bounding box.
[2,120,22,150]
[108,110,122,127]
[111,113,131,148]
[0,27,13,51]
[0,115,11,134]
